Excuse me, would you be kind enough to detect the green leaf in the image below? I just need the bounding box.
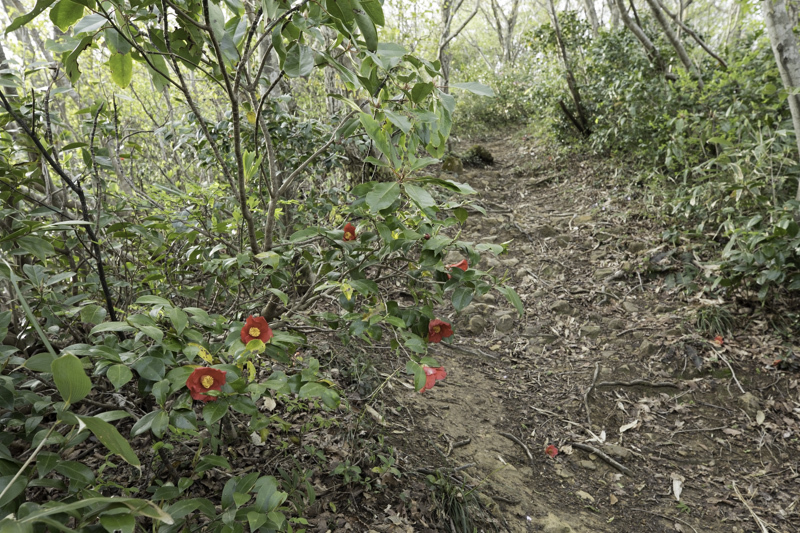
[132,356,165,381]
[169,307,188,335]
[0,475,27,508]
[5,0,57,33]
[452,286,473,312]
[498,286,525,317]
[451,81,495,97]
[72,13,107,34]
[99,513,135,533]
[80,304,107,325]
[51,354,92,405]
[358,112,394,162]
[77,415,141,467]
[354,11,377,52]
[65,36,94,83]
[326,0,354,23]
[405,360,425,391]
[410,82,434,103]
[104,28,131,54]
[17,236,55,261]
[359,0,384,25]
[207,1,226,39]
[24,352,57,372]
[135,295,172,306]
[284,43,314,77]
[90,321,135,334]
[366,182,400,212]
[106,364,133,390]
[49,0,84,31]
[137,326,164,344]
[108,53,132,88]
[203,400,228,425]
[404,184,435,210]
[54,461,95,484]
[36,451,59,477]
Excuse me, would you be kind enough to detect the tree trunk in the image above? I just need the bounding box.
[614,0,665,72]
[608,0,620,29]
[653,0,727,69]
[761,0,800,200]
[547,0,590,136]
[643,0,704,88]
[438,0,480,92]
[582,0,599,37]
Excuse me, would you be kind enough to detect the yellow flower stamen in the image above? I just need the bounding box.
[200,375,214,388]
[249,327,261,337]
[433,326,441,333]
[345,232,353,240]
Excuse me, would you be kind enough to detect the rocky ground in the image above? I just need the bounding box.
[334,134,800,533]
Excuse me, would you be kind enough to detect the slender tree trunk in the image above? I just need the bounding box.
[643,0,704,88]
[582,0,599,37]
[438,0,480,92]
[654,0,727,69]
[608,0,620,29]
[547,0,590,136]
[614,0,665,72]
[762,0,800,200]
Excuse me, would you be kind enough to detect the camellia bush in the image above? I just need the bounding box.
[0,0,522,530]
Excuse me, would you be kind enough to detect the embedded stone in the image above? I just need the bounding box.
[496,313,517,333]
[551,300,573,315]
[580,325,602,338]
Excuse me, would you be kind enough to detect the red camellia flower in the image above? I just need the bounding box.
[428,319,453,343]
[186,367,227,402]
[420,365,447,393]
[446,259,468,279]
[713,335,724,347]
[545,444,558,459]
[241,315,274,344]
[447,259,469,272]
[343,223,357,242]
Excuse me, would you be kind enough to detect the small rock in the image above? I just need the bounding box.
[593,267,616,280]
[606,318,627,330]
[623,301,639,313]
[515,267,527,278]
[551,300,573,315]
[482,256,501,269]
[474,292,497,304]
[501,257,520,268]
[533,290,547,299]
[522,326,539,337]
[536,335,559,345]
[738,392,760,416]
[579,460,596,470]
[665,327,683,336]
[496,313,516,333]
[603,444,632,459]
[540,512,575,533]
[463,303,492,317]
[627,241,647,253]
[555,464,573,478]
[590,250,606,261]
[489,343,501,351]
[468,316,488,334]
[639,340,660,357]
[574,214,594,225]
[537,225,559,238]
[575,490,595,502]
[580,324,602,338]
[655,304,674,314]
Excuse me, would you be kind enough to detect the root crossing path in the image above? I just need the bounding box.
[382,135,799,533]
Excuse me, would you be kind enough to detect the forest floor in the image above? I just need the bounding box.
[303,132,800,533]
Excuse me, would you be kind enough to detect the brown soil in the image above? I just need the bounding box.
[342,134,800,533]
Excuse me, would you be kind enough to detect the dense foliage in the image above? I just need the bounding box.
[0,0,523,530]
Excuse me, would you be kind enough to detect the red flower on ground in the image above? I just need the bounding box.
[428,319,453,343]
[420,365,447,393]
[241,315,274,344]
[713,335,724,347]
[343,223,357,242]
[545,444,558,459]
[186,367,227,402]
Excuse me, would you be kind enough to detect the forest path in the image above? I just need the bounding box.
[379,134,800,533]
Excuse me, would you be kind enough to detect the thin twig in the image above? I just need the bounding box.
[596,379,679,388]
[571,442,632,476]
[732,481,769,533]
[584,363,600,427]
[498,432,534,463]
[716,350,745,394]
[631,508,698,533]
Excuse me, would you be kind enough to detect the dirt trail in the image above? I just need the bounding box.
[380,135,800,532]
